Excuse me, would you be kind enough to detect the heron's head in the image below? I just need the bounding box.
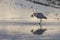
[31,29,34,33]
[31,15,34,17]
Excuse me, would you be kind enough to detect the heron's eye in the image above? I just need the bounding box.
[31,15,33,17]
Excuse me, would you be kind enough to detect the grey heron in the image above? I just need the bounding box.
[31,12,47,29]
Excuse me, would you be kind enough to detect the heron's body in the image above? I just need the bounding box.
[33,13,47,19]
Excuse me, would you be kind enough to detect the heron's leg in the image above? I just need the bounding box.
[39,19,42,29]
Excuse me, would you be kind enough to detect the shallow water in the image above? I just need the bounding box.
[0,20,60,40]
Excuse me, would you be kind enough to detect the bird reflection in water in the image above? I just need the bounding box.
[31,29,47,35]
